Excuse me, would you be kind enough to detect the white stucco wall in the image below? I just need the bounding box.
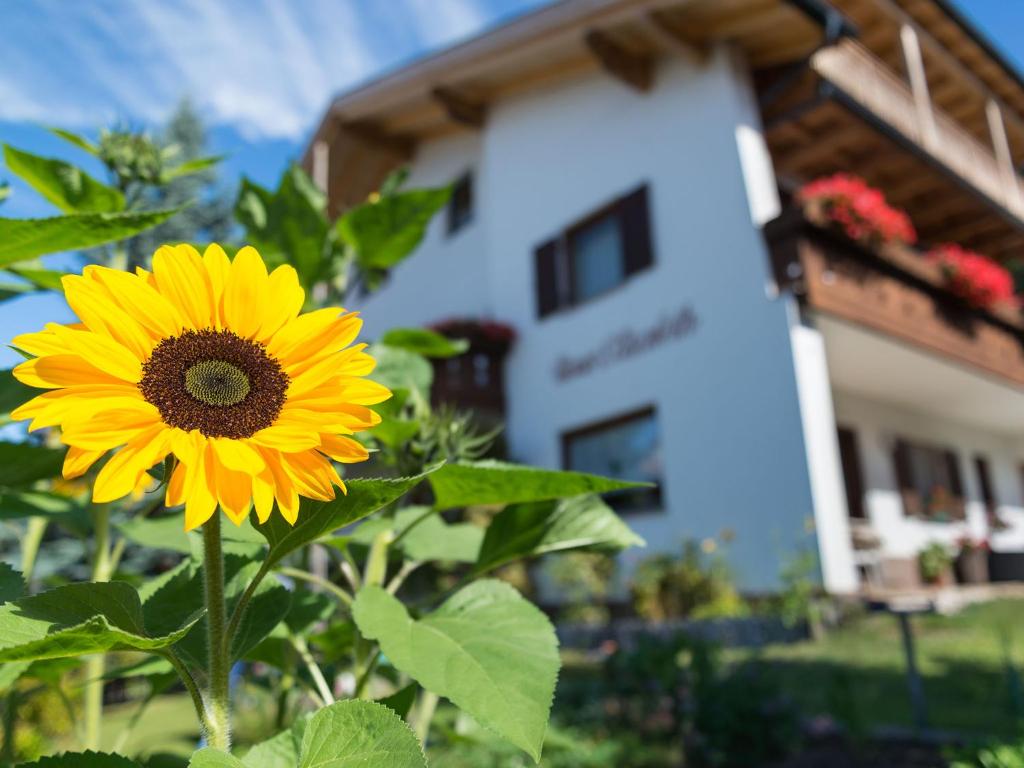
[833,390,1024,556]
[350,48,823,592]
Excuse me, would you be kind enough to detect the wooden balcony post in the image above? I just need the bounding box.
[986,99,1023,210]
[312,139,329,193]
[899,24,938,150]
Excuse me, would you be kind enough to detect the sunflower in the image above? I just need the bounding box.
[11,244,390,531]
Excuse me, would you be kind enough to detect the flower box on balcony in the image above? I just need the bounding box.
[929,244,1017,312]
[798,174,917,249]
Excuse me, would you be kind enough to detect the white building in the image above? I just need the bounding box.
[306,0,1024,594]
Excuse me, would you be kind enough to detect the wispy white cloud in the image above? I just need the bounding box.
[0,0,528,141]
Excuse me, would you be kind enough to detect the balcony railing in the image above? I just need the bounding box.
[811,39,1024,222]
[766,207,1024,389]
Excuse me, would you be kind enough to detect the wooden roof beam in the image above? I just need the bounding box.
[642,10,709,64]
[584,29,655,92]
[431,87,487,129]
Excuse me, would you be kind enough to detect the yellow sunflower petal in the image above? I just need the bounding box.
[252,467,275,524]
[63,446,105,480]
[93,426,173,503]
[46,325,142,381]
[265,308,343,360]
[166,461,187,508]
[260,448,299,525]
[12,325,72,357]
[87,266,186,339]
[279,313,362,377]
[210,438,265,474]
[152,245,215,330]
[258,265,305,341]
[320,434,370,464]
[14,355,136,389]
[61,405,162,451]
[249,424,321,452]
[203,244,231,327]
[223,246,268,339]
[336,377,393,406]
[215,457,253,525]
[62,274,154,359]
[183,438,218,531]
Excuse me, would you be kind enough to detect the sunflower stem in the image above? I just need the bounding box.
[84,504,111,751]
[202,513,232,751]
[20,515,48,584]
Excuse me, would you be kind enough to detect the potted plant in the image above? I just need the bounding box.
[797,173,917,248]
[928,244,1017,311]
[919,541,955,587]
[955,536,990,584]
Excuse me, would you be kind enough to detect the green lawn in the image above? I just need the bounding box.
[742,598,1024,738]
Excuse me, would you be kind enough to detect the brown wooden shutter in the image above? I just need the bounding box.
[535,238,560,318]
[619,185,653,276]
[893,439,921,517]
[837,426,866,519]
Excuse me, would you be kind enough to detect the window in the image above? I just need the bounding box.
[837,426,866,519]
[892,438,965,521]
[535,185,653,317]
[447,172,473,235]
[562,407,662,513]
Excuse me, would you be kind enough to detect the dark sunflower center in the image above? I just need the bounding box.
[184,360,251,406]
[140,329,289,439]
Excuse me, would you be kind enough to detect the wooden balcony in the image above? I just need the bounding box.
[811,38,1024,223]
[766,207,1024,389]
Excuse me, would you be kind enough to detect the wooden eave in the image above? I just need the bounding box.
[303,0,832,213]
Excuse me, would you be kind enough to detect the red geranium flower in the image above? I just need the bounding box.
[799,174,917,247]
[928,244,1016,310]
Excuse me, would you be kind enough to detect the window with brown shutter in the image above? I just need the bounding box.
[892,437,965,522]
[533,183,653,318]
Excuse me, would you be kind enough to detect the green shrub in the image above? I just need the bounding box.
[631,539,747,621]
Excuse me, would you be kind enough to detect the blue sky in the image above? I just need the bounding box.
[0,0,1021,364]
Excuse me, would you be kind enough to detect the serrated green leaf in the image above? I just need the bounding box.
[4,144,124,213]
[338,185,450,270]
[353,580,559,762]
[238,716,308,768]
[0,581,198,663]
[0,563,25,603]
[297,700,426,768]
[161,155,223,182]
[187,750,244,768]
[0,441,65,488]
[16,751,143,767]
[46,126,99,156]
[0,209,179,266]
[475,494,644,574]
[142,556,288,673]
[368,345,432,399]
[252,469,436,569]
[380,328,468,358]
[429,460,651,511]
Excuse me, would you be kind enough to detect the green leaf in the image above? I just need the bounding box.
[0,441,65,488]
[0,368,37,416]
[7,264,67,291]
[429,460,651,511]
[356,506,481,564]
[368,345,432,400]
[46,126,100,156]
[0,280,32,302]
[142,556,289,671]
[252,469,436,569]
[378,683,418,719]
[161,155,223,182]
[380,328,468,358]
[338,185,450,270]
[0,181,10,203]
[0,563,25,603]
[475,495,644,574]
[16,752,143,767]
[353,580,559,762]
[297,700,426,768]
[0,208,179,266]
[187,750,245,768]
[0,581,199,663]
[116,515,264,557]
[238,717,307,768]
[4,145,124,213]
[0,490,83,521]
